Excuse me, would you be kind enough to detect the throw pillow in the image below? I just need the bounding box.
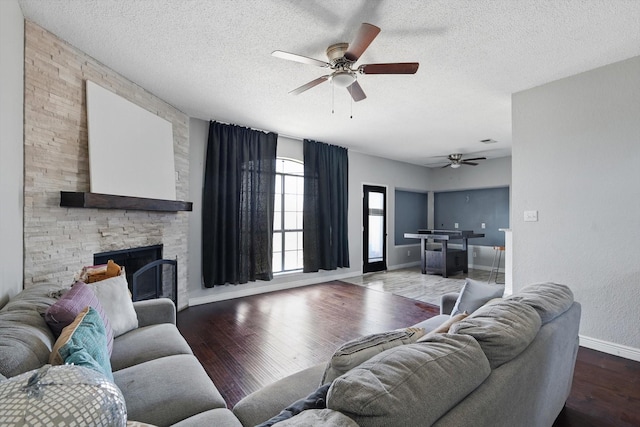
[88,274,138,337]
[50,307,113,381]
[450,278,504,316]
[417,312,469,342]
[321,327,425,384]
[44,281,114,355]
[0,364,126,427]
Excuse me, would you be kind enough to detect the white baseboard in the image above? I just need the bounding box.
[579,335,640,362]
[188,270,362,306]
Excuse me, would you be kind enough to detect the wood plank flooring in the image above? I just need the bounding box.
[177,280,640,426]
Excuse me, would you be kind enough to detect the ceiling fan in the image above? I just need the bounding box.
[441,153,487,168]
[272,23,419,102]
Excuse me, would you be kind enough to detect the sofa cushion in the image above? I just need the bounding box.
[507,282,574,324]
[450,299,542,369]
[0,308,56,378]
[321,327,425,384]
[49,307,113,381]
[44,281,114,355]
[327,334,491,427]
[171,408,243,427]
[113,354,227,426]
[450,278,504,316]
[88,275,138,337]
[0,365,126,426]
[111,323,193,371]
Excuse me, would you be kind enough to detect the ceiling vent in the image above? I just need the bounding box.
[480,139,497,144]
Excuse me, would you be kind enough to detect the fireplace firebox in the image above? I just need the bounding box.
[94,245,177,305]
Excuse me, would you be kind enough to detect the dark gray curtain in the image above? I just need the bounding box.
[202,121,277,287]
[303,139,350,272]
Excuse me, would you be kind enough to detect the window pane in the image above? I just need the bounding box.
[273,233,282,252]
[273,212,282,231]
[369,192,384,210]
[275,174,282,192]
[368,216,384,262]
[284,175,298,194]
[296,212,303,229]
[283,160,303,175]
[284,250,303,270]
[272,252,282,272]
[274,194,282,213]
[285,231,301,250]
[284,211,297,229]
[284,194,297,211]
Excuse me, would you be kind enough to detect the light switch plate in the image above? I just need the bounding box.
[454,223,459,228]
[481,223,486,229]
[524,210,538,222]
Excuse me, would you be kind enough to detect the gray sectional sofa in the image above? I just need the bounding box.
[0,281,580,427]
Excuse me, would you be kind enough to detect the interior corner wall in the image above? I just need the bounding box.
[22,21,191,308]
[0,0,25,306]
[512,56,640,357]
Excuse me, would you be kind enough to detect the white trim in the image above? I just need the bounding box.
[188,270,362,306]
[579,335,640,362]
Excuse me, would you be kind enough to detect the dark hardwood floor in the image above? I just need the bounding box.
[177,281,640,426]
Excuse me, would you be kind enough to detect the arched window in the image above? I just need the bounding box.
[273,158,304,273]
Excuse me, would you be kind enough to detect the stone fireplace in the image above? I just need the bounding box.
[22,21,190,309]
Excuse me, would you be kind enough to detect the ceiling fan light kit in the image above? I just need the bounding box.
[272,23,419,103]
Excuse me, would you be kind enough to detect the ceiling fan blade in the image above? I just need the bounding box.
[360,62,419,74]
[461,157,487,162]
[441,164,453,169]
[289,76,330,95]
[461,162,479,166]
[344,23,381,62]
[347,81,366,102]
[272,50,330,68]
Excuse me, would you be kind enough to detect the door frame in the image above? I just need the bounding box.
[362,184,387,273]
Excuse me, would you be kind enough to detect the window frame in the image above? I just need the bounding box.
[273,158,304,274]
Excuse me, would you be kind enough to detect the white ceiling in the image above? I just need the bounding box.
[17,0,640,167]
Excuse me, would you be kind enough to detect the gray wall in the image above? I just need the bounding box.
[394,190,428,245]
[434,187,509,246]
[512,56,640,357]
[0,0,24,306]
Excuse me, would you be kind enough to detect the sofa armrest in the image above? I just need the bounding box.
[133,298,176,327]
[233,363,326,427]
[440,292,460,315]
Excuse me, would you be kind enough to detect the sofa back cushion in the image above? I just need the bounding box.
[449,299,542,369]
[326,334,491,427]
[321,327,425,384]
[507,282,574,324]
[0,284,65,378]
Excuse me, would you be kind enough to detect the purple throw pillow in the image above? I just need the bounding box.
[45,281,114,355]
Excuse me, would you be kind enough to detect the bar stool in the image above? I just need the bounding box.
[488,246,505,284]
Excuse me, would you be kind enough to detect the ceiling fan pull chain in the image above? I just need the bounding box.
[331,82,335,114]
[350,86,353,119]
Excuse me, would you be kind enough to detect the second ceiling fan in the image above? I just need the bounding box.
[272,23,419,102]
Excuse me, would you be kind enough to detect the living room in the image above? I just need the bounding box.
[1,1,639,425]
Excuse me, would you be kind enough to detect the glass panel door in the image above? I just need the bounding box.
[363,185,387,273]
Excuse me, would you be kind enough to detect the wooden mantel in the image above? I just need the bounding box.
[60,191,192,212]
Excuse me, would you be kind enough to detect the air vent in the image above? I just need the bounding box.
[480,139,497,144]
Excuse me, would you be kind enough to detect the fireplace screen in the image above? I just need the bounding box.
[93,245,177,305]
[132,259,177,305]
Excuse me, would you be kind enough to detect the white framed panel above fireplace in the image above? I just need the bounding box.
[86,80,177,201]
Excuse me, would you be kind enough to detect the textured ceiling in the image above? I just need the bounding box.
[17,0,640,166]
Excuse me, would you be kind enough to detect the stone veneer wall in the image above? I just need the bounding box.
[23,21,190,309]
